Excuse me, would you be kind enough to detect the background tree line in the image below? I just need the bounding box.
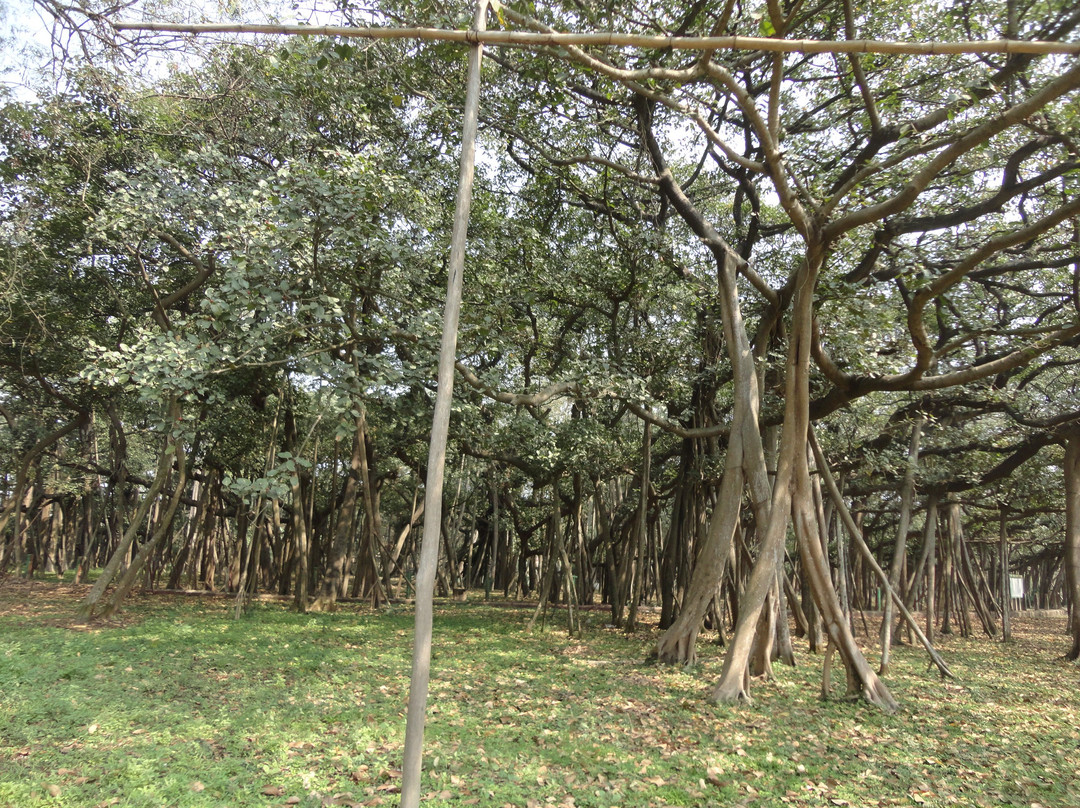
[2,0,1080,706]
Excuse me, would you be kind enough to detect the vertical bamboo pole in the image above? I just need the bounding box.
[400,3,487,805]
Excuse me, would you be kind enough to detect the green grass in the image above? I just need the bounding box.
[1,582,1078,807]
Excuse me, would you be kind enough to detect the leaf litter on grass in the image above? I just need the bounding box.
[1,585,1079,807]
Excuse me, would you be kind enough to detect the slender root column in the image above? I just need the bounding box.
[793,456,898,711]
[809,427,954,680]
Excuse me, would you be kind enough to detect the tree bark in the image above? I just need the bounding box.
[639,96,771,666]
[793,445,898,710]
[626,420,651,632]
[78,429,175,621]
[710,245,826,705]
[810,428,952,680]
[949,504,997,638]
[999,506,1011,643]
[290,464,311,612]
[1063,433,1080,660]
[312,412,365,611]
[484,467,500,600]
[400,4,486,804]
[100,445,188,619]
[655,251,770,664]
[923,494,939,645]
[0,413,87,574]
[880,417,923,674]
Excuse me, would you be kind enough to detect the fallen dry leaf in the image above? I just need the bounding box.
[324,793,359,805]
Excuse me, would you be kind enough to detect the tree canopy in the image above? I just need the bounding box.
[3,0,1080,716]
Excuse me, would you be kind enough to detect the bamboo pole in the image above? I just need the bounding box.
[398,1,487,806]
[111,21,1080,56]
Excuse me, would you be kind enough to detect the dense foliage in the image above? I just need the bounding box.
[2,0,1080,698]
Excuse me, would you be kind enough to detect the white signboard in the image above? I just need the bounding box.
[1009,576,1024,600]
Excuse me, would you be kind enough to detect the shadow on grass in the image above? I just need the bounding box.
[1,583,1078,807]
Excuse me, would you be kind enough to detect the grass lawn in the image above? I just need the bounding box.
[1,580,1078,807]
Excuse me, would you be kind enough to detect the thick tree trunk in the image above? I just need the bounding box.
[748,583,777,679]
[656,252,770,664]
[711,242,895,709]
[710,246,825,704]
[801,551,823,652]
[774,567,797,666]
[639,98,771,665]
[707,420,789,700]
[1063,433,1080,660]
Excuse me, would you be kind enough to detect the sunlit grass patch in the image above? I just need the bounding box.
[1,585,1078,807]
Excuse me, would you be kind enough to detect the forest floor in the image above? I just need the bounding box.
[1,580,1078,808]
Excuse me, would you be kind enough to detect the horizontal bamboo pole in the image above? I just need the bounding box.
[111,22,1080,56]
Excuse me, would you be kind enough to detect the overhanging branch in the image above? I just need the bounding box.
[110,22,1080,56]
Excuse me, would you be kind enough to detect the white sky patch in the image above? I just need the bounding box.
[0,0,355,100]
[1,0,54,99]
